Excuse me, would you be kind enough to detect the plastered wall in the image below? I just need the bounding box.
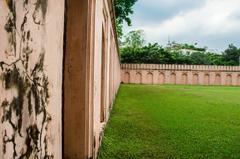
[121,64,240,86]
[91,0,121,157]
[64,0,121,158]
[0,0,120,158]
[0,0,64,158]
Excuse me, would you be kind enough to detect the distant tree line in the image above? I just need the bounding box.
[120,30,240,66]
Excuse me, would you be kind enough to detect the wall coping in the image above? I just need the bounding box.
[121,64,240,72]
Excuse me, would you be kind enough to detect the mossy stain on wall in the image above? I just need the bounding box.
[1,0,54,158]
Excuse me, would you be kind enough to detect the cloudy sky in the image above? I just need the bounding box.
[123,0,240,52]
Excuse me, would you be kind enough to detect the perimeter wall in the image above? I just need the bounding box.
[0,0,121,159]
[0,0,64,158]
[64,0,121,158]
[121,64,240,86]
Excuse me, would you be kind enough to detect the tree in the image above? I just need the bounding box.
[121,42,173,64]
[190,52,211,65]
[114,0,138,38]
[120,30,239,66]
[222,44,240,66]
[122,30,145,48]
[205,52,225,65]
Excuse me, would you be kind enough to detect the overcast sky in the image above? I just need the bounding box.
[123,0,240,52]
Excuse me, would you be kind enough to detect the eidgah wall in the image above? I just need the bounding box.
[0,0,121,158]
[0,0,64,158]
[121,64,240,86]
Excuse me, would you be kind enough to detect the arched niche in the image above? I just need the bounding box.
[146,72,153,84]
[215,74,221,85]
[124,72,130,83]
[193,73,199,85]
[159,73,165,84]
[204,74,210,85]
[170,73,176,84]
[238,75,240,86]
[135,72,142,84]
[181,73,188,85]
[226,74,232,86]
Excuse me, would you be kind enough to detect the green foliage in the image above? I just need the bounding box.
[122,30,145,48]
[222,44,240,66]
[120,30,240,66]
[98,85,240,159]
[114,0,138,39]
[121,43,172,64]
[166,42,206,52]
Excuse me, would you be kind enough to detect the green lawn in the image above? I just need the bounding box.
[98,85,240,159]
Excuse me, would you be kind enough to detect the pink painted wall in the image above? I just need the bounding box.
[92,0,121,157]
[121,64,240,86]
[0,0,121,158]
[0,0,64,158]
[62,0,121,158]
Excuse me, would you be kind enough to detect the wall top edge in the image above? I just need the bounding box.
[120,63,240,71]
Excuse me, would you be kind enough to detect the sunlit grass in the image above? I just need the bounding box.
[98,84,240,159]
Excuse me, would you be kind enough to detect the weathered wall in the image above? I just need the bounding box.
[92,0,121,157]
[121,64,240,86]
[64,0,121,158]
[0,0,64,158]
[0,0,120,158]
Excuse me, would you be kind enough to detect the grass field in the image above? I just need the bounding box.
[98,85,240,159]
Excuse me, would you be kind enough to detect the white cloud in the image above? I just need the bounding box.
[125,0,240,50]
[138,0,203,8]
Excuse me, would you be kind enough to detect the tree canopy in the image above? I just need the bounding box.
[114,0,138,38]
[120,30,240,66]
[122,30,145,48]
